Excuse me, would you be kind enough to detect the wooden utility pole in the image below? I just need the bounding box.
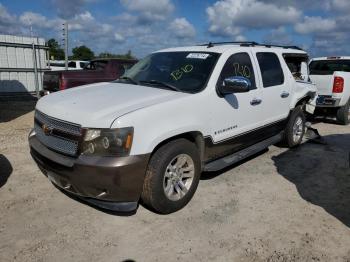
[30,24,39,98]
[63,22,68,70]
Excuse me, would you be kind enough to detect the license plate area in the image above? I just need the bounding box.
[316,96,325,105]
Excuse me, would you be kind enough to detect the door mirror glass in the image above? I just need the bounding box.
[219,76,251,95]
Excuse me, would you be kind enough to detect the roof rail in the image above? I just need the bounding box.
[198,41,259,48]
[199,41,303,50]
[262,44,303,50]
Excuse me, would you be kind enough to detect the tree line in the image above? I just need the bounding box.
[46,38,136,61]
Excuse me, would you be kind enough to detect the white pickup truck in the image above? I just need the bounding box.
[29,42,317,214]
[309,57,350,125]
[49,60,89,71]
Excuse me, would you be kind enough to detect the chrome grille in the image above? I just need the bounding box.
[34,110,82,156]
[35,110,81,136]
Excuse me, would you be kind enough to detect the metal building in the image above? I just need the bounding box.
[0,34,49,96]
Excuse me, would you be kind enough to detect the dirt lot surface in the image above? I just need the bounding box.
[1,101,350,262]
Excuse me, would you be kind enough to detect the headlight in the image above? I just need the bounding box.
[81,127,133,156]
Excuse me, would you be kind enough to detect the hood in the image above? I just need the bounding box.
[36,82,188,128]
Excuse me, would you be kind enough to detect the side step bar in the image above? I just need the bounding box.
[204,133,283,172]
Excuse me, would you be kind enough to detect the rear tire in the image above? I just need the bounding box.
[141,139,201,214]
[282,105,306,148]
[336,99,350,125]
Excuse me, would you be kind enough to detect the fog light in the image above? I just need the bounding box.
[102,137,110,149]
[88,143,95,154]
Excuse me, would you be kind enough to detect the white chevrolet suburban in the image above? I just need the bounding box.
[29,42,317,214]
[309,56,350,125]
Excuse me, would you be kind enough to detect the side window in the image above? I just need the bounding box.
[80,62,88,68]
[256,52,284,87]
[217,52,256,90]
[68,61,76,68]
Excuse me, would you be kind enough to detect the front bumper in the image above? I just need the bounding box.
[29,132,150,212]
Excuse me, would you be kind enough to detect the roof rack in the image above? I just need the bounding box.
[198,41,259,48]
[262,44,303,50]
[199,41,303,50]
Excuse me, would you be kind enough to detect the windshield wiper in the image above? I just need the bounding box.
[139,80,181,92]
[118,76,139,85]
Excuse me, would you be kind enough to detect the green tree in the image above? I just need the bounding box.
[97,50,136,60]
[71,45,95,60]
[98,52,115,58]
[46,38,64,60]
[125,50,133,59]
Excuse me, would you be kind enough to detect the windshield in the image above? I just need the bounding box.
[121,52,219,93]
[309,60,350,75]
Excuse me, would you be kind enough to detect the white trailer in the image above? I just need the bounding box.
[0,34,49,96]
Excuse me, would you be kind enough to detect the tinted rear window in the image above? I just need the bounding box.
[80,62,88,68]
[256,52,284,87]
[68,61,76,68]
[309,60,350,75]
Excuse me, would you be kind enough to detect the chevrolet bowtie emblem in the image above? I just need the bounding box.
[42,124,53,136]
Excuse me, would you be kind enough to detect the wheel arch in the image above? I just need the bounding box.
[296,96,311,106]
[150,131,205,169]
[292,93,313,111]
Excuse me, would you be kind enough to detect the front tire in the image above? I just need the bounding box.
[336,99,350,125]
[282,105,306,148]
[141,139,201,214]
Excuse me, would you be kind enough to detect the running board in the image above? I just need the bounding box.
[204,133,283,172]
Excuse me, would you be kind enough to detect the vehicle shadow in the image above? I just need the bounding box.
[308,113,350,126]
[0,99,37,123]
[0,80,37,123]
[272,134,350,227]
[0,154,13,188]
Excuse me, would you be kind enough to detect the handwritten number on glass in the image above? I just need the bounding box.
[171,64,194,81]
[233,63,251,78]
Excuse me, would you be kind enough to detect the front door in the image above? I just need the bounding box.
[205,51,264,161]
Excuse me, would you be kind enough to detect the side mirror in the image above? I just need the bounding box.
[219,76,251,95]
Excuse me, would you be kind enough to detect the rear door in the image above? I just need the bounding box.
[252,51,292,124]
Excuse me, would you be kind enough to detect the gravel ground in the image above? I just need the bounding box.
[0,101,350,262]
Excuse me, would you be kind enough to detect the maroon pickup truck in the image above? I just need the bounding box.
[42,58,137,95]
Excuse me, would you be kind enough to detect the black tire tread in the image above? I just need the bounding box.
[281,105,306,148]
[141,138,200,214]
[336,99,350,125]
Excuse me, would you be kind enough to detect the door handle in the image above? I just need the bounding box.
[250,98,262,106]
[281,91,289,98]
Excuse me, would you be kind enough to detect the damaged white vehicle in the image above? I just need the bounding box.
[29,42,317,214]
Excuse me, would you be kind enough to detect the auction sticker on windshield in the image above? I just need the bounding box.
[186,53,210,59]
